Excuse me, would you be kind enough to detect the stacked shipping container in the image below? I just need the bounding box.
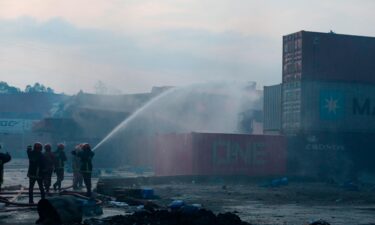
[282,31,375,134]
[277,30,375,177]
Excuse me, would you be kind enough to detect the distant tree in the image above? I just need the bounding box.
[46,87,54,93]
[0,81,21,94]
[94,80,108,95]
[110,88,122,95]
[25,82,54,93]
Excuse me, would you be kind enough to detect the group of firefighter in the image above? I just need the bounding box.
[0,142,94,204]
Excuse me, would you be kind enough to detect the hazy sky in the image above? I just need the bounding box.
[1,0,375,94]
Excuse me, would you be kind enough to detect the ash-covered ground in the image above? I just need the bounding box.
[1,160,375,225]
[150,181,375,225]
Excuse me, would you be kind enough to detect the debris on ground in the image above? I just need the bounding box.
[260,177,289,188]
[2,185,23,191]
[37,196,83,225]
[81,199,103,216]
[141,188,155,199]
[108,201,129,208]
[168,200,185,210]
[309,219,331,225]
[83,209,251,225]
[340,181,359,192]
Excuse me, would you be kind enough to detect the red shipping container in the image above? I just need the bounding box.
[154,133,286,177]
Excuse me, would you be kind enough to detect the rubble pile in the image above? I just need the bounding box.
[83,209,251,225]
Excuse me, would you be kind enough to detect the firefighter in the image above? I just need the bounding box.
[0,145,11,192]
[73,143,94,197]
[27,143,45,204]
[53,143,67,192]
[71,144,83,190]
[42,144,55,194]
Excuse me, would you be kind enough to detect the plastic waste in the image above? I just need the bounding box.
[261,177,289,188]
[81,199,103,216]
[272,177,288,186]
[180,204,201,214]
[141,188,154,199]
[136,205,145,211]
[168,200,185,210]
[192,203,202,208]
[109,201,129,208]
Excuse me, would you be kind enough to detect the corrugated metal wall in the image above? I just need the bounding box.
[191,133,286,176]
[282,31,375,84]
[154,133,287,177]
[287,132,375,178]
[154,133,194,176]
[264,84,282,133]
[301,31,375,84]
[282,82,302,133]
[282,31,303,83]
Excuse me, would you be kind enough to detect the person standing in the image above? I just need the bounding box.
[71,144,83,190]
[73,143,94,197]
[27,143,45,204]
[42,144,55,194]
[53,143,67,192]
[0,145,11,192]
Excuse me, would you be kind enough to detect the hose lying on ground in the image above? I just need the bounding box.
[0,186,102,207]
[0,185,73,195]
[60,191,103,205]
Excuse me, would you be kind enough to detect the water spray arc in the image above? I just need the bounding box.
[93,82,261,155]
[92,88,177,151]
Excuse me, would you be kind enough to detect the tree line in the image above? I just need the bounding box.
[0,81,54,94]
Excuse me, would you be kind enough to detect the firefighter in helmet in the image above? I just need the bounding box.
[42,144,55,194]
[73,143,94,196]
[0,145,11,192]
[53,143,67,192]
[71,144,83,190]
[27,143,45,204]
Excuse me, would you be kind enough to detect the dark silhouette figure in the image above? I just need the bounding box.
[73,143,94,197]
[53,144,67,192]
[42,144,55,194]
[0,145,11,192]
[72,144,83,190]
[27,143,45,204]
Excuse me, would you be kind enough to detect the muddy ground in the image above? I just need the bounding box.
[148,181,375,225]
[1,160,375,225]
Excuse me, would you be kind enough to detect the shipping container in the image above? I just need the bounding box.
[0,93,67,118]
[301,81,375,133]
[287,132,375,178]
[282,31,302,83]
[154,133,286,177]
[283,31,375,84]
[264,84,282,133]
[282,81,301,133]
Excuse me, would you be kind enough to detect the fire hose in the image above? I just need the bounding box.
[0,186,102,207]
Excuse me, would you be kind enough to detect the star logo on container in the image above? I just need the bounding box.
[320,90,344,120]
[324,97,340,114]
